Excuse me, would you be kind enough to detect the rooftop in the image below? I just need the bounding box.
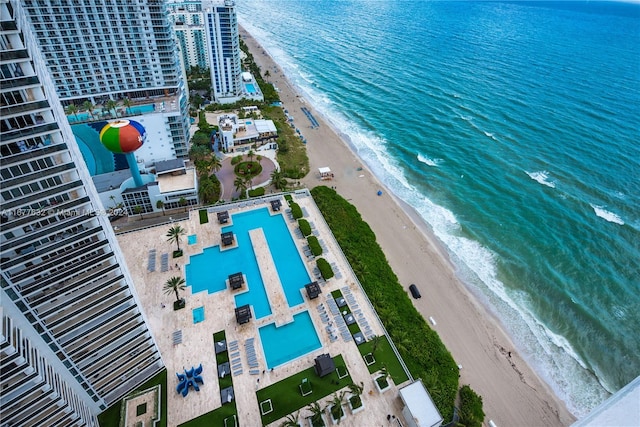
[156,168,196,193]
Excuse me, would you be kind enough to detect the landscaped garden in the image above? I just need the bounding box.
[256,354,352,425]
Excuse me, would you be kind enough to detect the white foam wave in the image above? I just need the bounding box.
[590,204,624,225]
[483,131,498,141]
[459,114,472,121]
[525,170,556,188]
[417,153,443,167]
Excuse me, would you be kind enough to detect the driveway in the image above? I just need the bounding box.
[216,153,277,201]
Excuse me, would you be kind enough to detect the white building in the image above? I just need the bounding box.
[398,380,443,427]
[0,1,163,424]
[22,0,191,158]
[167,0,210,72]
[217,113,278,153]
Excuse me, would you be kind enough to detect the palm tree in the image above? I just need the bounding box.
[271,169,288,191]
[279,411,300,427]
[264,70,270,79]
[256,154,262,166]
[133,205,143,219]
[105,99,118,117]
[82,100,95,119]
[156,200,165,215]
[178,197,188,212]
[370,334,383,355]
[247,149,255,163]
[347,382,364,410]
[210,155,222,173]
[66,103,78,121]
[163,276,186,303]
[122,97,132,115]
[109,195,117,209]
[326,391,347,424]
[306,402,324,427]
[166,225,186,252]
[234,176,247,197]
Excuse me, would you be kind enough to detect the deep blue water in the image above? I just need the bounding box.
[238,0,640,416]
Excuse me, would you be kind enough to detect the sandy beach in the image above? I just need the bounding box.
[240,27,576,427]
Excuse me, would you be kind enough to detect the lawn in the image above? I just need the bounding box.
[256,354,352,425]
[199,209,209,224]
[98,369,167,427]
[357,335,409,385]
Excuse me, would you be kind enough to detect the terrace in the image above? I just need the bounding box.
[115,191,417,426]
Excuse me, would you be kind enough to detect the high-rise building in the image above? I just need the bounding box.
[20,0,191,158]
[168,0,210,72]
[1,1,163,424]
[203,0,242,104]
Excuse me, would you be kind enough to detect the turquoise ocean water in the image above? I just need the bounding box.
[237,0,640,417]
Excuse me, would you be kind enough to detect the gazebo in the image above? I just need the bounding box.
[270,199,282,211]
[314,353,336,377]
[235,304,252,324]
[217,211,229,224]
[221,231,234,246]
[228,272,244,290]
[305,282,321,300]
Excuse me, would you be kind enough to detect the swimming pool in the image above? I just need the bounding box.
[192,306,205,324]
[245,83,257,94]
[188,234,197,245]
[259,311,321,369]
[185,207,311,318]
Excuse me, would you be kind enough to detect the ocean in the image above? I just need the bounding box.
[236,0,640,417]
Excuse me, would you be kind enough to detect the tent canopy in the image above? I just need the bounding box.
[318,167,331,176]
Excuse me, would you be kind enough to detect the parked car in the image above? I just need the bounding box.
[409,284,421,299]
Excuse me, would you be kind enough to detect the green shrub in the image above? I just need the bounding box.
[284,194,293,203]
[199,209,209,224]
[231,155,243,165]
[316,258,334,280]
[290,202,303,219]
[307,235,323,256]
[311,186,459,421]
[458,385,484,427]
[298,219,311,237]
[248,187,265,197]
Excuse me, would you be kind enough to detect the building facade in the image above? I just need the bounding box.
[1,1,163,424]
[203,0,243,104]
[168,0,210,72]
[21,0,191,158]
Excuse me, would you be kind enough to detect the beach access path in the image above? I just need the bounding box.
[240,25,576,427]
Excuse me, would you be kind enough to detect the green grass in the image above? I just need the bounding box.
[256,354,352,425]
[199,209,209,224]
[357,335,409,384]
[98,369,167,427]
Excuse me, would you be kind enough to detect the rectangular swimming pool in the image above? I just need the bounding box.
[245,83,257,94]
[188,234,197,245]
[259,311,321,369]
[192,306,204,324]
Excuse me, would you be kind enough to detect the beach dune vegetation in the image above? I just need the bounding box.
[311,186,467,421]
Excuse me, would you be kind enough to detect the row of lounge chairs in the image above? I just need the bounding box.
[245,338,259,373]
[326,296,351,342]
[229,340,243,376]
[147,249,157,272]
[160,253,169,272]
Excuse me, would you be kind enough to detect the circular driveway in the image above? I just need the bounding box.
[216,153,276,201]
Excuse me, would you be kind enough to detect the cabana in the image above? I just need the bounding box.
[305,282,321,300]
[319,166,332,180]
[217,211,229,224]
[314,353,336,377]
[335,296,347,308]
[343,312,356,325]
[235,304,252,324]
[218,362,231,378]
[270,199,282,211]
[221,231,234,246]
[228,272,244,290]
[215,339,227,354]
[353,332,366,346]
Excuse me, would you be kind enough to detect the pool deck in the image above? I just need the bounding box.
[116,193,407,426]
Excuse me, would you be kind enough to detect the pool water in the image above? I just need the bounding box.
[259,311,321,369]
[192,306,205,324]
[188,234,197,245]
[245,83,257,94]
[185,207,311,318]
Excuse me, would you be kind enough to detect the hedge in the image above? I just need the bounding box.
[307,235,322,256]
[298,219,311,237]
[310,186,460,422]
[316,258,334,280]
[290,202,303,219]
[458,385,484,427]
[248,187,265,197]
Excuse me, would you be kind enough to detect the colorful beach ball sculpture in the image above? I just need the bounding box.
[99,119,146,153]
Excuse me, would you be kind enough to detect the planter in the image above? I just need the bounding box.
[374,376,391,393]
[173,298,186,311]
[306,414,326,427]
[172,250,183,258]
[328,405,346,425]
[348,395,364,415]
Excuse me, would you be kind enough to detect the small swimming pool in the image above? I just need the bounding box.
[259,311,321,369]
[192,306,205,324]
[245,83,257,94]
[188,234,197,245]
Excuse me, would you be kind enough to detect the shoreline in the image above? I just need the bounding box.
[239,25,576,427]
